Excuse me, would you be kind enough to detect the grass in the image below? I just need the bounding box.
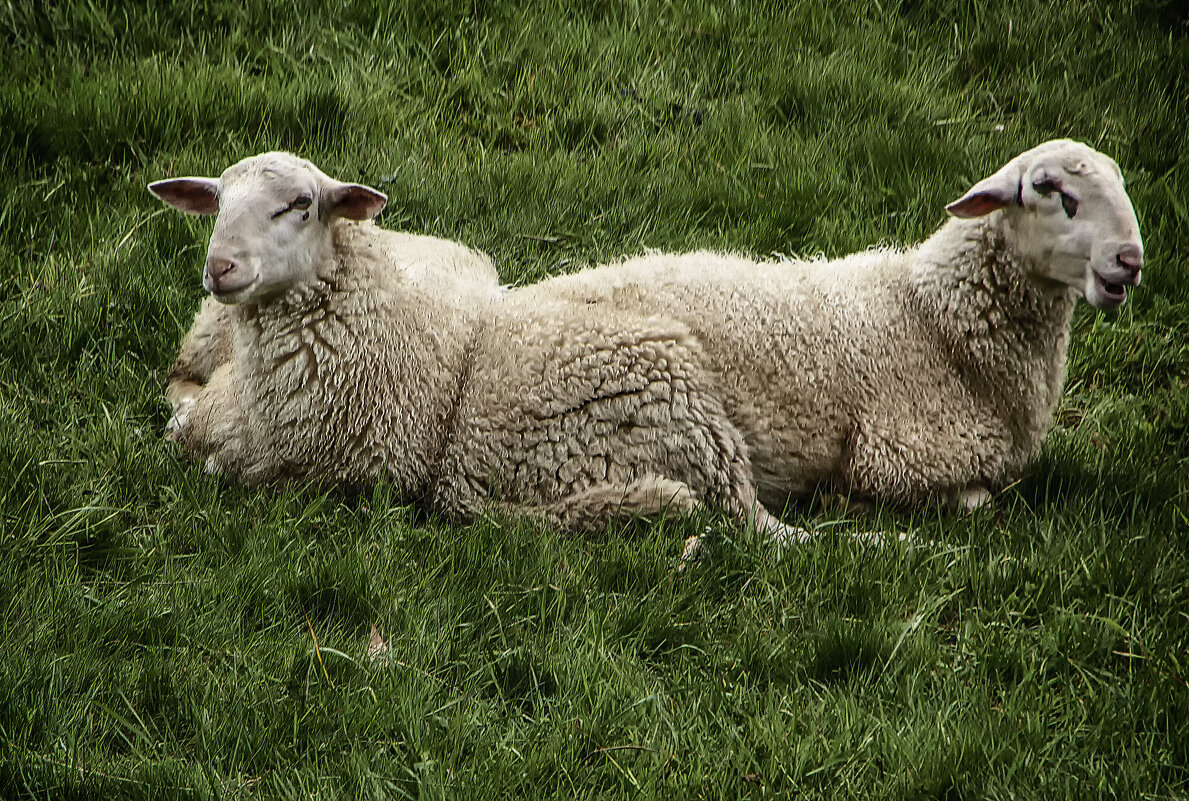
[1,0,1187,797]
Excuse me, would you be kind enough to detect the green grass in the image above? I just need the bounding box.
[2,0,1188,797]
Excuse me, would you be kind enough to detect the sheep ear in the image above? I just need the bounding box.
[945,163,1021,218]
[148,178,219,216]
[320,181,387,221]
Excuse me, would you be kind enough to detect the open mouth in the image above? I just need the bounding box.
[1096,274,1126,302]
[1090,268,1138,309]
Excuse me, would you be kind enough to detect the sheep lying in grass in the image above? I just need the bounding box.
[533,140,1145,513]
[151,152,792,540]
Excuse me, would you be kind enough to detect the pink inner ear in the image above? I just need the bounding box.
[148,178,219,215]
[945,190,1011,219]
[323,184,387,221]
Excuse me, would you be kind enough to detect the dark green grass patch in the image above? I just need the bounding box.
[1,0,1187,798]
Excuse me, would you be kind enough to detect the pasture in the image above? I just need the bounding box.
[1,1,1187,797]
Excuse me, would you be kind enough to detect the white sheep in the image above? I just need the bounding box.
[531,139,1145,513]
[150,152,793,542]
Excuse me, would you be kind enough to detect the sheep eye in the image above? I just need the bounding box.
[1031,180,1078,218]
[272,195,315,218]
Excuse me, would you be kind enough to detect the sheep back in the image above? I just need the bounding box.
[532,242,1066,506]
[431,295,757,524]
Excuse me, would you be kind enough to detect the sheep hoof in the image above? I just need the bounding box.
[165,379,203,410]
[958,486,992,512]
[165,398,196,442]
[821,493,875,514]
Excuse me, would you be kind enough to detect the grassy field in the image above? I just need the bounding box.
[2,0,1187,797]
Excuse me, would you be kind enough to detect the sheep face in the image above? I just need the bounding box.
[149,153,387,305]
[945,140,1143,311]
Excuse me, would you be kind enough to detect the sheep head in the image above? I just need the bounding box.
[149,153,387,305]
[945,139,1143,311]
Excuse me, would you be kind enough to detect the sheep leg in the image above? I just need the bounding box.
[679,483,817,562]
[841,420,954,505]
[510,474,811,564]
[169,362,277,482]
[957,485,992,511]
[496,465,800,541]
[695,413,820,549]
[844,421,1002,513]
[164,390,199,442]
[519,475,700,531]
[166,296,235,414]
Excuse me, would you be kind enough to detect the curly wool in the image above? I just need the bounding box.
[172,221,779,534]
[528,141,1142,509]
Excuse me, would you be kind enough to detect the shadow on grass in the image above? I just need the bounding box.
[1013,449,1186,526]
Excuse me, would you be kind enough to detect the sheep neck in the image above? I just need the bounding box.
[913,214,1078,350]
[910,214,1079,447]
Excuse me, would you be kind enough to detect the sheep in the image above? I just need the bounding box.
[150,152,794,544]
[160,158,504,422]
[528,139,1145,514]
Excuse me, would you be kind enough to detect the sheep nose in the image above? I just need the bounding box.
[1116,244,1143,278]
[204,256,241,293]
[206,257,237,280]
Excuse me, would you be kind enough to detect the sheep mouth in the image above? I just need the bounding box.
[1091,270,1131,308]
[210,276,259,304]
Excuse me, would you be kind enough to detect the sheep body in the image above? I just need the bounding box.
[179,225,769,529]
[528,140,1142,508]
[157,154,784,536]
[528,238,1066,507]
[173,222,494,488]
